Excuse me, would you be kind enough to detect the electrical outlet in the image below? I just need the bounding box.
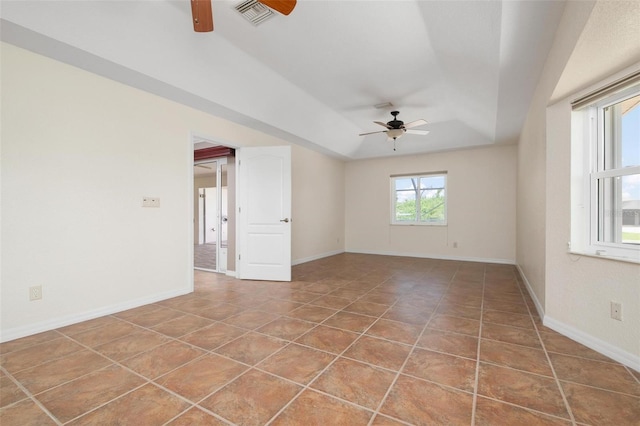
[610,301,622,321]
[29,286,42,301]
[453,242,458,248]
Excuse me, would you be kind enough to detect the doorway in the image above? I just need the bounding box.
[194,159,228,272]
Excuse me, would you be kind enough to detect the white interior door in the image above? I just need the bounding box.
[238,146,291,281]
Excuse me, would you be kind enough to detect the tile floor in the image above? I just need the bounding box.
[1,254,639,425]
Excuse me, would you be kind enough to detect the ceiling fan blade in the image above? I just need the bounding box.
[191,0,214,32]
[260,0,297,15]
[374,121,392,129]
[406,129,430,135]
[359,130,387,136]
[403,119,427,129]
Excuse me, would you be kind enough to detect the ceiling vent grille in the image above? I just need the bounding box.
[235,0,274,26]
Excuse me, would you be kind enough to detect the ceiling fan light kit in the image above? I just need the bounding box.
[387,128,404,139]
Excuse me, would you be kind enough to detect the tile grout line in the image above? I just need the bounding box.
[264,266,447,424]
[52,332,206,425]
[263,272,404,425]
[45,307,275,425]
[470,265,487,426]
[149,270,388,426]
[0,365,64,426]
[518,274,577,426]
[366,265,461,426]
[51,273,391,425]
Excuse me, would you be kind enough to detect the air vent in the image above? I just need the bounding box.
[375,102,394,109]
[235,0,274,26]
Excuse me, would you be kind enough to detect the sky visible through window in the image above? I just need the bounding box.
[395,176,445,202]
[622,101,640,202]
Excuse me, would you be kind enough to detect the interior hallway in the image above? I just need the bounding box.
[1,254,638,425]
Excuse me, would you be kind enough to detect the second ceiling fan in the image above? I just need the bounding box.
[191,0,297,32]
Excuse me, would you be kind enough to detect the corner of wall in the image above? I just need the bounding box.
[515,264,545,320]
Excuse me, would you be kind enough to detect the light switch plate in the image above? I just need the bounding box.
[142,197,160,208]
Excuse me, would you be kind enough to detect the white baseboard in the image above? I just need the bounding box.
[345,249,515,265]
[544,315,640,372]
[292,249,345,266]
[515,264,639,372]
[225,270,236,278]
[0,287,192,343]
[515,264,545,320]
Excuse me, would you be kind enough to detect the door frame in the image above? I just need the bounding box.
[194,158,227,272]
[190,132,238,277]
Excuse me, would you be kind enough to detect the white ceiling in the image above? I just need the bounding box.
[1,0,568,160]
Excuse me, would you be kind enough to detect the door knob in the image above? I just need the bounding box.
[280,218,289,223]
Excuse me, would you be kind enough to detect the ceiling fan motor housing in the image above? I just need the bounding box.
[387,111,404,129]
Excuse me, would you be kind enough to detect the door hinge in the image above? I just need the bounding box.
[238,206,241,213]
[238,254,241,260]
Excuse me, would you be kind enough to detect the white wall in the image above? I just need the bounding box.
[0,43,346,341]
[516,0,640,369]
[345,145,517,264]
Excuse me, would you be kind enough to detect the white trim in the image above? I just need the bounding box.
[515,263,639,372]
[225,269,237,278]
[515,264,545,320]
[572,83,640,261]
[345,249,514,265]
[0,288,192,343]
[568,249,640,265]
[544,315,640,372]
[292,250,345,266]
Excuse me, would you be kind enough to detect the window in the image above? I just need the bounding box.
[571,74,640,262]
[391,173,447,225]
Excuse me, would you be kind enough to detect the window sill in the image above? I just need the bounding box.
[568,249,640,265]
[391,222,448,227]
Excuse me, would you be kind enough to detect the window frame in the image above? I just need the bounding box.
[390,172,448,226]
[572,82,640,263]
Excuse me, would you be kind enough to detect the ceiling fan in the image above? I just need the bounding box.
[191,0,297,32]
[359,111,429,150]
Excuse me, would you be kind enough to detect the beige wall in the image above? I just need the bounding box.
[545,71,640,366]
[291,145,346,264]
[0,43,345,340]
[516,1,595,315]
[516,1,640,368]
[345,145,517,263]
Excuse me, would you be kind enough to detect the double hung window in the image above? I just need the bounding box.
[572,74,640,261]
[391,173,447,225]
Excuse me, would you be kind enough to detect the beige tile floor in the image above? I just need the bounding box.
[1,254,639,425]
